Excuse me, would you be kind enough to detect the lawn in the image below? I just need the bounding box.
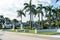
[37,32,60,35]
[9,30,16,32]
[6,29,60,35]
[29,30,35,33]
[29,30,60,35]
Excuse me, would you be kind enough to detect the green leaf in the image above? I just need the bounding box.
[56,0,59,2]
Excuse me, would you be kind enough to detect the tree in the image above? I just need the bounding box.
[52,7,58,28]
[0,15,4,29]
[56,0,59,2]
[4,17,12,29]
[12,19,18,23]
[24,21,30,29]
[24,0,37,29]
[12,19,19,29]
[17,10,25,30]
[52,7,60,28]
[4,17,11,23]
[36,4,44,29]
[43,5,53,29]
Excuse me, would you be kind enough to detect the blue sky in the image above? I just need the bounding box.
[0,0,60,22]
[51,0,60,7]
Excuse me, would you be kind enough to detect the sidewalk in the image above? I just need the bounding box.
[0,31,60,40]
[7,32,60,38]
[0,31,48,40]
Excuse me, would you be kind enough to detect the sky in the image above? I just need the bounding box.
[0,0,60,22]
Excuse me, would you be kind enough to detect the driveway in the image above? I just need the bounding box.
[0,31,60,40]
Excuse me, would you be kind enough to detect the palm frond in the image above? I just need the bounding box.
[22,13,26,17]
[32,5,36,8]
[17,10,26,17]
[25,8,30,12]
[36,7,41,9]
[32,9,37,16]
[56,0,59,2]
[24,3,29,6]
[23,6,29,10]
[38,4,42,6]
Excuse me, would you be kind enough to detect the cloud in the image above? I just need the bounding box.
[0,0,51,22]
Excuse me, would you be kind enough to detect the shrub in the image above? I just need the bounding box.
[0,24,2,29]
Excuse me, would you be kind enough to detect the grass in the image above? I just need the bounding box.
[29,30,60,35]
[8,29,35,33]
[29,30,35,33]
[10,30,16,32]
[37,32,60,35]
[6,29,60,35]
[8,29,16,32]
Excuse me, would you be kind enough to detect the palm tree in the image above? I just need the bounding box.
[43,5,53,29]
[23,0,37,29]
[52,7,60,28]
[52,7,58,28]
[36,4,44,29]
[17,10,25,30]
[56,0,59,2]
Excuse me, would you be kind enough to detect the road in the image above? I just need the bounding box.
[0,31,60,40]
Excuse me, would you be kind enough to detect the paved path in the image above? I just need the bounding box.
[0,31,60,40]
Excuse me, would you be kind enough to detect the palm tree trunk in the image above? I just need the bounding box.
[41,15,43,29]
[29,0,32,29]
[38,14,40,29]
[30,13,32,29]
[21,16,23,30]
[49,11,51,29]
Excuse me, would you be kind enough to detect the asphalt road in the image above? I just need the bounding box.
[0,31,60,40]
